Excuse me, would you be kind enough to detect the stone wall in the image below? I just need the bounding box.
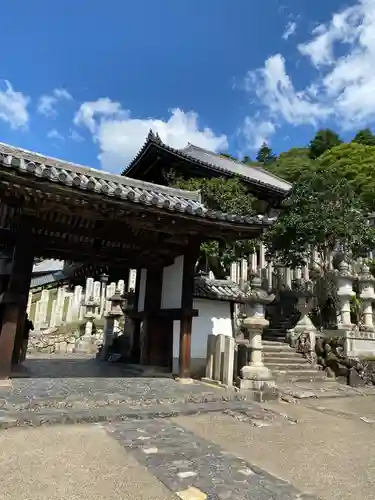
[27,325,104,355]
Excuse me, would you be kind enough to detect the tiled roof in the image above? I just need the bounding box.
[0,141,273,226]
[30,270,69,289]
[182,144,291,193]
[32,259,65,275]
[124,130,291,195]
[194,276,246,302]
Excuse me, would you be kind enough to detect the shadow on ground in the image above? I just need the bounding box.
[14,355,170,379]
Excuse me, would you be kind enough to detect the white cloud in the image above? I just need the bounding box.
[0,80,29,129]
[241,117,276,150]
[37,88,72,117]
[69,129,85,142]
[243,0,375,137]
[74,100,228,173]
[282,21,297,40]
[47,129,64,141]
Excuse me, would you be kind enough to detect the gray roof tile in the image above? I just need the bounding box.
[182,144,292,193]
[0,142,273,226]
[194,276,246,302]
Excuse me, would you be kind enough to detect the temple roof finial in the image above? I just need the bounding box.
[147,129,155,141]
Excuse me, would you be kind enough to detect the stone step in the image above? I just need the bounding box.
[262,342,290,350]
[263,355,310,365]
[263,349,301,357]
[265,362,315,371]
[273,369,326,381]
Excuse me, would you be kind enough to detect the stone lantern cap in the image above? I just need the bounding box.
[337,260,353,278]
[244,275,275,306]
[359,263,375,284]
[109,289,124,317]
[83,296,100,308]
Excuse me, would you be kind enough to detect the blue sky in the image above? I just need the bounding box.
[1,0,373,173]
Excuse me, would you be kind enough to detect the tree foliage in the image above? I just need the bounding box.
[317,143,375,211]
[167,174,257,277]
[264,170,375,271]
[352,128,375,146]
[265,147,314,183]
[256,142,276,164]
[308,129,342,159]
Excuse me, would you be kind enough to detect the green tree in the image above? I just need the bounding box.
[167,174,256,277]
[308,129,342,159]
[264,170,375,271]
[242,155,252,164]
[265,147,314,183]
[219,152,238,161]
[352,128,375,146]
[256,142,276,164]
[317,142,375,210]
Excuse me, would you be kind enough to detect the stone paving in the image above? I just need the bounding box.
[2,353,375,499]
[103,417,318,499]
[0,354,258,429]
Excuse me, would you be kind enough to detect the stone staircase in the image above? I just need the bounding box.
[263,340,326,382]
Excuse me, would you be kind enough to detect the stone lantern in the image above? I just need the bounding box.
[100,289,124,360]
[75,296,100,354]
[238,274,275,390]
[358,263,375,330]
[287,279,317,349]
[336,260,355,329]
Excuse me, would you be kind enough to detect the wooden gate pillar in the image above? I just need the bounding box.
[0,228,34,377]
[178,243,200,379]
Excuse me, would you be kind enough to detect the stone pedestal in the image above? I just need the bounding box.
[238,275,275,391]
[358,263,375,329]
[336,261,355,329]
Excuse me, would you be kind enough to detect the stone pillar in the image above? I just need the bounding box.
[54,286,66,327]
[101,289,124,360]
[240,259,248,289]
[285,267,292,289]
[117,279,125,295]
[99,273,109,318]
[93,280,101,317]
[259,243,266,271]
[230,262,237,283]
[222,336,235,387]
[65,294,73,324]
[38,289,50,329]
[359,263,375,329]
[213,334,225,382]
[238,275,275,390]
[250,253,257,273]
[72,285,83,320]
[128,269,137,291]
[85,277,94,302]
[267,261,274,291]
[336,261,355,328]
[205,334,215,379]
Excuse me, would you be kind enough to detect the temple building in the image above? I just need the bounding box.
[123,130,291,212]
[0,138,277,379]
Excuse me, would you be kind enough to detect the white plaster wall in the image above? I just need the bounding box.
[161,255,184,309]
[172,298,233,375]
[137,268,147,312]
